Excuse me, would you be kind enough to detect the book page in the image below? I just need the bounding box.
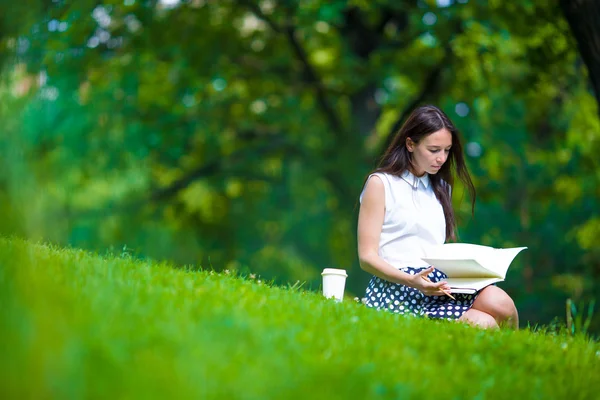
[424,243,492,260]
[419,258,497,278]
[488,247,528,279]
[421,243,527,279]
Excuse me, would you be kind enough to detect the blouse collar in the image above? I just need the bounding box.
[401,170,430,189]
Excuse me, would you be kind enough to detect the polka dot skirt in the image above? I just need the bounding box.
[364,267,479,320]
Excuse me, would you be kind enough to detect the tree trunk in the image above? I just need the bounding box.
[560,0,600,117]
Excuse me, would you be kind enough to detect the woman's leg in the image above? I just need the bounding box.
[459,308,499,329]
[470,286,519,329]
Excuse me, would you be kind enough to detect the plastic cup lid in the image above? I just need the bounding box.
[321,268,347,277]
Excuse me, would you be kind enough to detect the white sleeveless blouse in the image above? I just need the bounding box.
[360,171,447,269]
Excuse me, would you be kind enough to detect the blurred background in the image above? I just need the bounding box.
[0,0,598,332]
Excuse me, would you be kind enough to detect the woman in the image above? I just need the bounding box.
[357,105,518,329]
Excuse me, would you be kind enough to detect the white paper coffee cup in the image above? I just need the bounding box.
[321,268,348,301]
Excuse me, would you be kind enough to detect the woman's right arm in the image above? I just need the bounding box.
[357,176,450,295]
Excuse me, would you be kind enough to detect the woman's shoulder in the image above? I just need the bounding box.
[368,171,400,182]
[360,173,386,204]
[361,172,399,203]
[366,172,404,193]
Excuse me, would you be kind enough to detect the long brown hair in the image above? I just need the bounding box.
[374,105,475,241]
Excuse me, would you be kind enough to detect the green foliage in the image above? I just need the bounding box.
[0,0,599,332]
[1,237,600,399]
[566,298,596,337]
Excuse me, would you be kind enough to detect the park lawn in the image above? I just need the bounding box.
[1,237,598,399]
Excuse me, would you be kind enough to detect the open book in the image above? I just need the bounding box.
[420,243,527,294]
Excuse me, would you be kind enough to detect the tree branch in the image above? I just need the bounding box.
[282,24,345,137]
[237,0,282,33]
[238,0,345,139]
[72,137,302,220]
[148,137,300,201]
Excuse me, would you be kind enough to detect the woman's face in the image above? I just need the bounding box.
[406,128,452,176]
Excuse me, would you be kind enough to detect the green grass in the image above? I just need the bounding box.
[1,237,599,399]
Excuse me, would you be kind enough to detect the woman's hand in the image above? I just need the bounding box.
[410,267,452,297]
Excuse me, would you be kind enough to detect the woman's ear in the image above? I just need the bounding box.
[406,137,414,152]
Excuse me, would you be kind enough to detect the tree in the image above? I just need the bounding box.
[560,0,600,117]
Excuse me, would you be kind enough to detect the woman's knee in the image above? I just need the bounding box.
[474,286,518,324]
[494,292,518,321]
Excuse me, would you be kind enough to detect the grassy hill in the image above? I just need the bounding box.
[1,237,599,399]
